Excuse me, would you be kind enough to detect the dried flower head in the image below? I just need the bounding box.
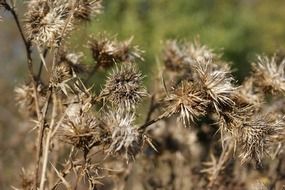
[194,63,236,113]
[51,62,73,88]
[163,40,190,71]
[235,77,264,107]
[100,63,147,109]
[162,82,208,127]
[24,0,73,47]
[106,110,143,161]
[15,82,46,117]
[17,168,34,190]
[113,36,144,62]
[73,0,102,21]
[58,49,87,74]
[163,40,216,71]
[185,40,216,63]
[88,35,143,69]
[238,115,285,164]
[59,113,108,151]
[252,55,285,94]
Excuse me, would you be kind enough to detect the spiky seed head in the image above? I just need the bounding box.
[252,55,285,94]
[163,40,189,71]
[185,40,216,63]
[100,63,147,109]
[88,35,117,68]
[24,0,73,47]
[51,62,72,85]
[235,77,263,107]
[73,0,102,21]
[106,110,143,161]
[238,115,285,164]
[59,113,108,151]
[194,62,236,113]
[88,35,143,69]
[113,37,144,62]
[163,40,217,71]
[15,82,46,117]
[163,82,208,127]
[58,49,87,74]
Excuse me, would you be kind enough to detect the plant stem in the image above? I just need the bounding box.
[139,114,166,132]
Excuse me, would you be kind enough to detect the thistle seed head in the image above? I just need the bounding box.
[194,62,236,113]
[163,40,216,71]
[162,82,208,127]
[15,82,46,118]
[59,113,108,151]
[106,110,143,161]
[238,115,285,164]
[24,0,73,47]
[73,0,102,22]
[235,77,264,107]
[163,40,190,71]
[100,63,147,109]
[51,62,73,85]
[252,55,285,94]
[88,35,143,69]
[185,40,216,63]
[58,49,87,74]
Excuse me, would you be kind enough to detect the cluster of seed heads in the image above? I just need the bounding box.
[2,0,285,189]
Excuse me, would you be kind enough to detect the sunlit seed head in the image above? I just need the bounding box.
[73,0,103,21]
[59,113,107,150]
[252,55,285,94]
[194,62,236,113]
[88,35,143,69]
[24,0,73,47]
[106,110,143,161]
[15,82,46,118]
[238,115,285,164]
[100,63,147,109]
[163,81,208,127]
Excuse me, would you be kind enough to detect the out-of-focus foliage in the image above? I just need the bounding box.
[72,0,285,80]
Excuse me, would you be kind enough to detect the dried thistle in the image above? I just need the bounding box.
[15,82,46,117]
[51,62,73,85]
[163,40,216,71]
[235,77,264,107]
[106,110,143,161]
[88,35,143,69]
[24,0,73,47]
[252,55,285,94]
[100,63,147,109]
[59,113,108,151]
[163,40,190,71]
[194,62,236,113]
[73,0,102,22]
[238,115,285,164]
[162,81,208,127]
[16,168,34,190]
[185,40,216,63]
[58,49,87,74]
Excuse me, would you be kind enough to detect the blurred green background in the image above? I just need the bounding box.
[74,0,285,81]
[1,0,285,188]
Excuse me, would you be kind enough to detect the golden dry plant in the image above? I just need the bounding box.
[1,0,285,190]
